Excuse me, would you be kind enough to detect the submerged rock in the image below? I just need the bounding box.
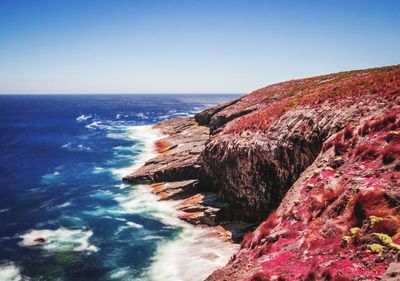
[33,237,46,244]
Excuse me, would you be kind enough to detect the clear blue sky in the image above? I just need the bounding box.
[0,0,399,94]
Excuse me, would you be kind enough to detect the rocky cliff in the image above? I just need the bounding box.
[125,65,400,280]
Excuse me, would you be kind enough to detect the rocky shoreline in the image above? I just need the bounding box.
[124,65,400,280]
[123,117,254,243]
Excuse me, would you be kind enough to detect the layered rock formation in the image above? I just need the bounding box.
[123,117,253,241]
[124,65,400,280]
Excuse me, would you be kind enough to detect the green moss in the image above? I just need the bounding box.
[357,81,372,87]
[323,166,335,171]
[350,227,360,236]
[289,85,302,96]
[367,243,385,253]
[369,216,384,225]
[288,99,300,108]
[374,233,392,244]
[373,233,400,251]
[342,236,351,242]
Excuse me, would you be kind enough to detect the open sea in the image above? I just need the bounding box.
[0,94,239,281]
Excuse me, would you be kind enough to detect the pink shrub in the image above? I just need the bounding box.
[358,122,370,136]
[241,232,254,249]
[370,112,397,132]
[343,126,354,140]
[334,141,349,156]
[381,143,400,164]
[349,190,393,226]
[352,144,380,161]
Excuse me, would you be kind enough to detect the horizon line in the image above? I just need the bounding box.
[0,92,243,95]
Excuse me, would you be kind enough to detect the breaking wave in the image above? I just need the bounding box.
[112,125,238,281]
[19,228,98,252]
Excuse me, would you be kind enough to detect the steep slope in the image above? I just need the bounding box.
[206,110,400,280]
[200,65,400,223]
[196,65,400,280]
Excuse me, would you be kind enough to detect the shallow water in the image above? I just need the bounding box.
[0,94,239,281]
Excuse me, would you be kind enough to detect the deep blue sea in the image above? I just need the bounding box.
[0,94,239,281]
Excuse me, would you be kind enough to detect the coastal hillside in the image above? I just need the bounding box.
[203,65,400,280]
[125,65,400,280]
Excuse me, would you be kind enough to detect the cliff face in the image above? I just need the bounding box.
[200,66,400,222]
[201,66,400,280]
[124,65,400,280]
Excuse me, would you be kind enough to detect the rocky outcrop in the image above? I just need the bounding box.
[123,117,208,184]
[124,65,400,280]
[123,116,253,242]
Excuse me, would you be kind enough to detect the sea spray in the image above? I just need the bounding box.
[113,125,238,281]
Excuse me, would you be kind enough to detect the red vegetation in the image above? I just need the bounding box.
[234,110,400,280]
[370,112,397,132]
[226,65,400,134]
[241,211,279,249]
[352,144,380,161]
[370,217,400,236]
[382,143,400,164]
[154,140,171,153]
[358,122,370,136]
[240,232,253,249]
[334,141,349,156]
[310,184,346,217]
[343,125,354,140]
[346,190,394,227]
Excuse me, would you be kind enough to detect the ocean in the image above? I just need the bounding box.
[0,94,239,281]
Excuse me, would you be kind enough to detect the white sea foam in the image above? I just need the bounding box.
[85,121,112,130]
[148,227,238,281]
[135,112,148,119]
[110,123,238,281]
[61,142,92,152]
[76,114,92,122]
[115,186,238,281]
[19,228,97,252]
[0,262,24,281]
[93,166,105,174]
[114,183,130,190]
[109,125,163,180]
[56,202,71,209]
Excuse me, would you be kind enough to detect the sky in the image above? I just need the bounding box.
[0,0,399,94]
